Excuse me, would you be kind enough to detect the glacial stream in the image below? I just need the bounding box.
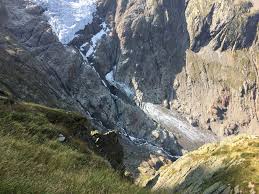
[30,0,218,161]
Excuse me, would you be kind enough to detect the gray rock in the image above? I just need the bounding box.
[1,0,258,183]
[0,0,182,178]
[0,3,8,26]
[58,134,66,142]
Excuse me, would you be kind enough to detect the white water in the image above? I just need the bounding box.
[29,0,97,44]
[105,67,135,98]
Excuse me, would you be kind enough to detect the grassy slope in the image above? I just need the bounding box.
[1,98,258,194]
[0,99,149,194]
[152,135,259,193]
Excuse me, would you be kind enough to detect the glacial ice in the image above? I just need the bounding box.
[29,0,97,44]
[142,103,218,147]
[80,22,110,57]
[105,67,135,98]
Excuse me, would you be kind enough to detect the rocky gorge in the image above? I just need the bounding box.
[0,0,258,193]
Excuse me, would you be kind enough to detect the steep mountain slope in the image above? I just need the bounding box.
[0,0,259,188]
[1,0,183,152]
[173,0,259,136]
[93,0,259,136]
[1,96,258,193]
[148,135,259,193]
[0,0,184,180]
[0,97,149,194]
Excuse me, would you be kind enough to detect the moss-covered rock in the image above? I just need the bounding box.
[150,135,259,193]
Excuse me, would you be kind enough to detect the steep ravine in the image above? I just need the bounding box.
[0,0,259,192]
[0,0,183,181]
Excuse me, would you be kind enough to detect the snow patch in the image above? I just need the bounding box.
[30,0,97,44]
[80,22,110,58]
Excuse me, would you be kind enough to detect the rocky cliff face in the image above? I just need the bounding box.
[93,0,259,136]
[91,0,259,136]
[0,0,258,187]
[173,0,259,137]
[0,0,183,180]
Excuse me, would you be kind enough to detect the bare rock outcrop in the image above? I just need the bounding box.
[0,0,182,179]
[92,0,259,136]
[1,0,259,183]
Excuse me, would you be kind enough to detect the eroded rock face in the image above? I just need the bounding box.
[186,0,259,51]
[1,0,259,184]
[96,0,189,104]
[171,0,259,136]
[92,0,259,136]
[172,47,259,136]
[0,0,182,179]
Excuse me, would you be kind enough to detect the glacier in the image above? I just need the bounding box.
[142,103,218,150]
[29,0,97,44]
[80,22,110,58]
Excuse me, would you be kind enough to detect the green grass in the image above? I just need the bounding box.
[153,135,259,193]
[193,136,259,193]
[0,100,150,194]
